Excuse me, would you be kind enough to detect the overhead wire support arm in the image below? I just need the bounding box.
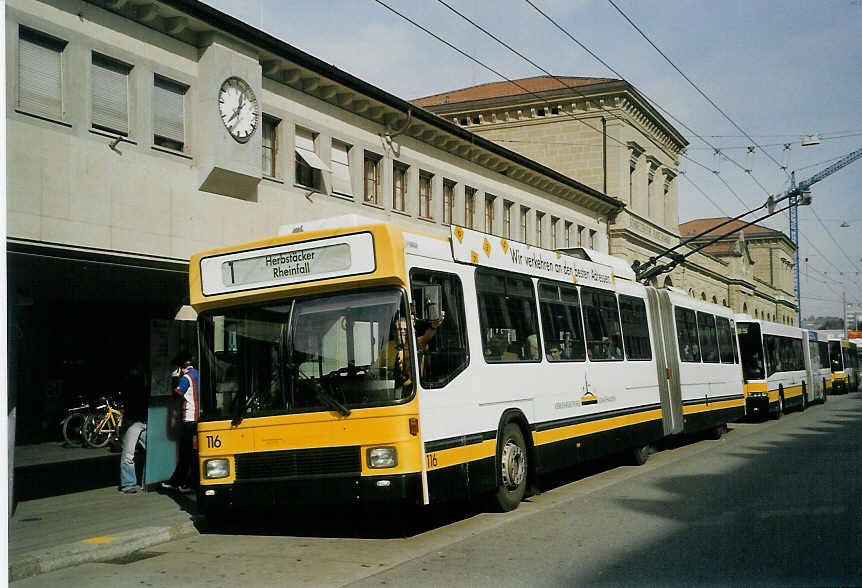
[637,202,796,284]
[636,146,862,283]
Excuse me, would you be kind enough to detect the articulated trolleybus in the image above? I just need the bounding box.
[190,217,744,517]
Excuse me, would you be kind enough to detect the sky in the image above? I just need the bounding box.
[206,0,862,318]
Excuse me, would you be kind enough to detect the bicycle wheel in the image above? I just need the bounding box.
[84,413,112,448]
[62,412,87,446]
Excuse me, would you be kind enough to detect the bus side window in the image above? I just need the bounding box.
[619,294,651,361]
[581,287,623,361]
[476,269,541,363]
[674,306,700,362]
[409,268,469,388]
[716,316,736,363]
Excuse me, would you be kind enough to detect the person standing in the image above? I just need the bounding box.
[162,357,198,492]
[119,364,149,494]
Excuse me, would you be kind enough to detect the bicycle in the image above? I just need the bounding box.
[61,395,91,446]
[82,396,124,448]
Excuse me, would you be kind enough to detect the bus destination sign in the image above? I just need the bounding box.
[449,226,615,289]
[200,232,376,296]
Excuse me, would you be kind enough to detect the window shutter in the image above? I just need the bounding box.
[92,55,130,135]
[18,31,63,118]
[153,76,186,144]
[331,141,352,196]
[294,128,331,171]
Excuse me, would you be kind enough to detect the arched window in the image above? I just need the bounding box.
[767,313,771,321]
[701,292,707,301]
[743,303,748,314]
[722,298,727,307]
[755,309,759,318]
[663,276,673,288]
[712,296,718,304]
[688,288,695,297]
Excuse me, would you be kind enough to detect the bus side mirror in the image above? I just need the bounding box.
[413,285,442,322]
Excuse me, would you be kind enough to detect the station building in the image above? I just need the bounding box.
[6,0,623,442]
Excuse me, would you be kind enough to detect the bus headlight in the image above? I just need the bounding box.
[367,447,398,469]
[203,458,230,479]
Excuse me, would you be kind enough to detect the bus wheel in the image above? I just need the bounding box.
[494,423,528,512]
[630,444,650,465]
[709,424,726,440]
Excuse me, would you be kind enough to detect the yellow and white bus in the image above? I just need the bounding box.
[828,338,858,393]
[735,318,808,419]
[190,217,744,516]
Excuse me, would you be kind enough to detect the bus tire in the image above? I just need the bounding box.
[493,423,528,512]
[709,424,725,440]
[630,443,650,466]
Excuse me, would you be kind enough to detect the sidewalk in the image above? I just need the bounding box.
[9,443,200,581]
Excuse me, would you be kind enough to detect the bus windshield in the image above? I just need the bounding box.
[736,322,765,380]
[198,288,415,422]
[829,341,844,372]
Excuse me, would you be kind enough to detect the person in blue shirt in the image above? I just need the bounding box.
[161,357,198,492]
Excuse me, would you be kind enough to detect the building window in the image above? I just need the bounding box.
[536,212,544,247]
[503,202,513,238]
[485,195,495,233]
[589,229,597,249]
[153,75,187,150]
[442,180,455,224]
[465,187,476,229]
[647,174,655,217]
[92,53,131,136]
[295,127,329,190]
[551,217,559,249]
[577,225,585,246]
[629,160,636,206]
[564,221,572,247]
[419,171,433,218]
[393,162,408,212]
[520,206,528,241]
[364,151,382,204]
[261,115,279,177]
[18,27,66,119]
[331,140,353,196]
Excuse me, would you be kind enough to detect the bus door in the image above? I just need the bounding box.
[650,289,683,436]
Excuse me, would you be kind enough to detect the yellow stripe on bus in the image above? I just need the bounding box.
[682,398,745,415]
[532,409,663,447]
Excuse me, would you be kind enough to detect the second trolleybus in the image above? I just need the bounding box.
[189,217,745,516]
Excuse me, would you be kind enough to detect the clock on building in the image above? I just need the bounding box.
[218,76,259,143]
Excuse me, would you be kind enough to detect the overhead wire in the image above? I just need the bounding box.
[605,0,791,179]
[375,0,752,213]
[522,0,775,201]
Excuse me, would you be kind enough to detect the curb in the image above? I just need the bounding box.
[9,517,199,582]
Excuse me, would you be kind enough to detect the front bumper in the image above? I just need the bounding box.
[198,472,423,512]
[746,395,770,416]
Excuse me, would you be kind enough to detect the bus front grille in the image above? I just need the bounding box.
[234,446,362,480]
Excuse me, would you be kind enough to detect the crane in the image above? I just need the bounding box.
[790,146,862,324]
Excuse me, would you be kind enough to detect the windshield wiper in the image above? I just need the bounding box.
[314,383,351,417]
[287,361,352,417]
[230,391,257,427]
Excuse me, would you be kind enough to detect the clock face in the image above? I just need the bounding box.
[218,76,259,143]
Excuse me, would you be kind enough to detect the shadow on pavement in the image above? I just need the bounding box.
[563,395,862,587]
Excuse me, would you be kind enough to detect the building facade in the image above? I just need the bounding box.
[413,77,799,319]
[6,0,622,442]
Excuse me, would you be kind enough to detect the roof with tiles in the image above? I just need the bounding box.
[679,217,786,241]
[412,76,618,107]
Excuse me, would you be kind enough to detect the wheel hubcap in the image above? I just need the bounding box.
[501,440,526,490]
